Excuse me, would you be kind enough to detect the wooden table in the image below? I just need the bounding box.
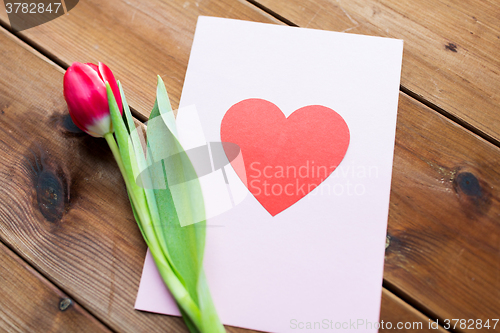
[0,0,498,332]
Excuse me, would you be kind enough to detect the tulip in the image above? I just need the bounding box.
[63,71,225,332]
[63,62,123,137]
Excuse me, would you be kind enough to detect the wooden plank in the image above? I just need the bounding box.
[0,0,280,120]
[248,0,500,144]
[380,290,447,332]
[0,21,449,333]
[0,25,187,332]
[1,2,499,332]
[386,92,500,332]
[0,241,111,333]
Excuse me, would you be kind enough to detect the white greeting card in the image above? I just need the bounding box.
[136,16,403,333]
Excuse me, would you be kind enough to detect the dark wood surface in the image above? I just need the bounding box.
[0,24,440,333]
[251,0,500,144]
[0,0,498,332]
[0,241,111,333]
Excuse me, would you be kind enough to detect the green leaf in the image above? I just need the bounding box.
[118,81,152,243]
[106,82,149,223]
[118,82,188,283]
[146,76,206,306]
[197,270,225,332]
[108,81,211,332]
[148,77,224,332]
[179,307,202,333]
[127,192,147,243]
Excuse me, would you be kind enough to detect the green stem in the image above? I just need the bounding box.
[104,132,204,332]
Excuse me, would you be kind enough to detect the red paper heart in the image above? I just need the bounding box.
[221,98,350,216]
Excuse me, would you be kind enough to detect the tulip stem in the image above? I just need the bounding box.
[103,132,150,228]
[104,133,127,178]
[104,132,205,332]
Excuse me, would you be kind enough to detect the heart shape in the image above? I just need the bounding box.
[221,98,350,216]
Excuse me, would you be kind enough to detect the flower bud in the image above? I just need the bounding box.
[63,62,123,137]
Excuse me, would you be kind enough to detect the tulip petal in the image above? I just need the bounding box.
[99,62,123,114]
[85,62,100,76]
[63,62,110,136]
[86,114,112,137]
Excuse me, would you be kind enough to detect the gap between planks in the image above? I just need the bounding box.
[3,0,499,151]
[0,19,148,124]
[0,11,454,333]
[1,0,497,152]
[0,234,118,333]
[241,1,475,330]
[242,0,500,150]
[382,280,451,333]
[0,24,118,333]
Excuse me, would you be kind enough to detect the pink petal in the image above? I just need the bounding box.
[63,62,109,133]
[84,62,104,82]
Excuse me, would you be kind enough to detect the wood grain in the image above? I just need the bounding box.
[0,241,111,333]
[380,290,447,332]
[249,0,500,144]
[0,1,499,332]
[0,0,280,120]
[0,21,452,333]
[386,92,500,332]
[0,24,189,332]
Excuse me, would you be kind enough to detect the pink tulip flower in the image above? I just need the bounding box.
[63,62,123,137]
